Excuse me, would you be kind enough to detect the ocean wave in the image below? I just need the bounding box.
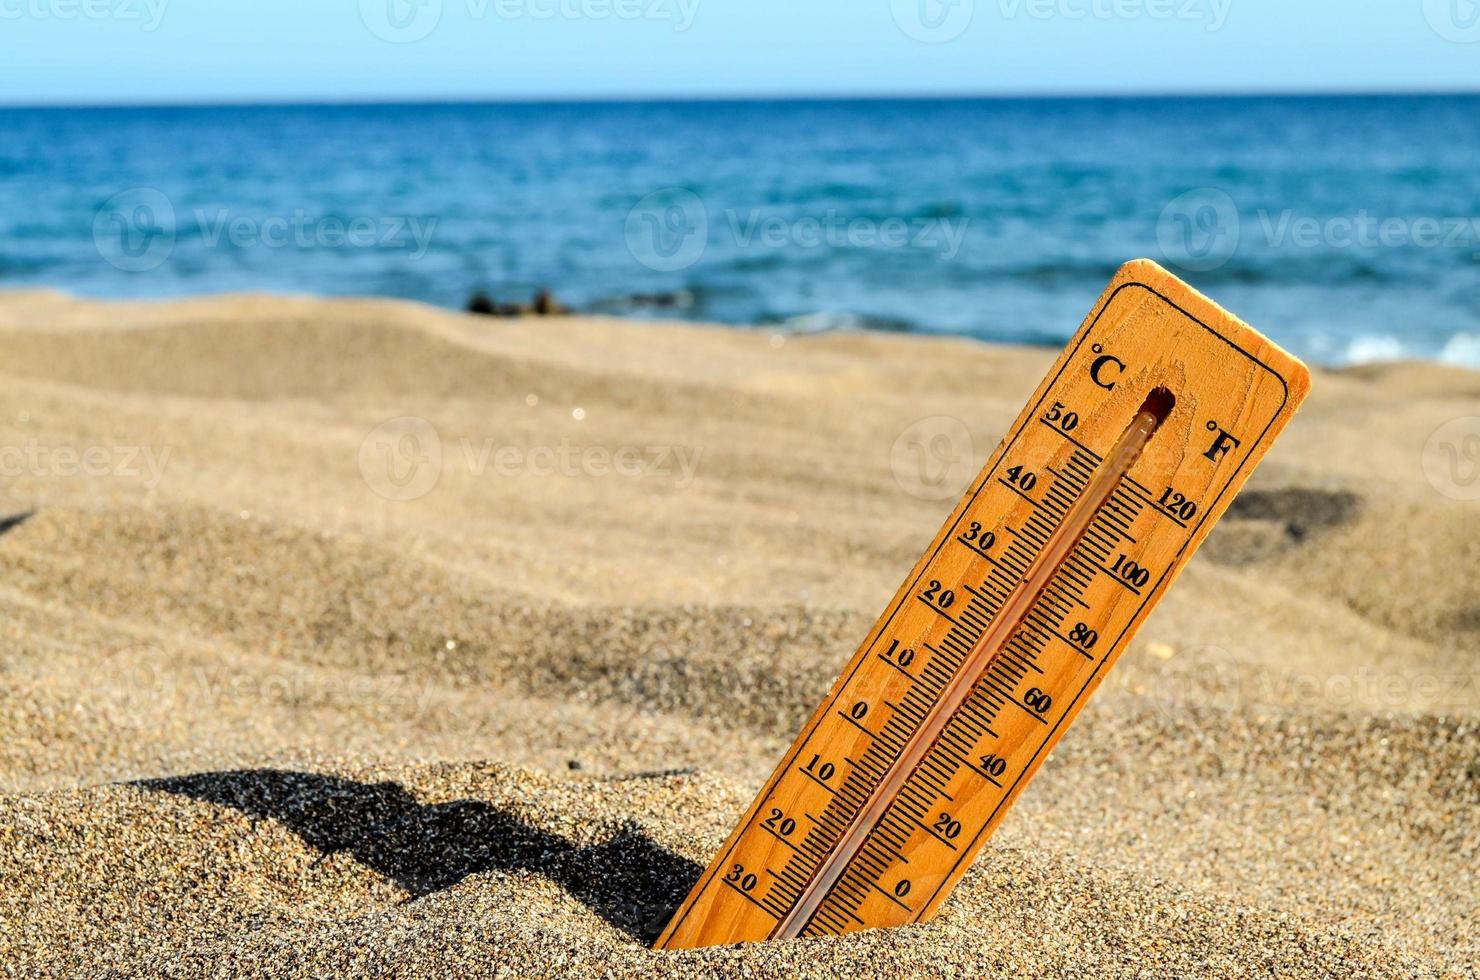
[1340,332,1480,368]
[1344,335,1409,364]
[1440,333,1480,369]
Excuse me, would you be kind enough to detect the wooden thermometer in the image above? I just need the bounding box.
[657,259,1311,948]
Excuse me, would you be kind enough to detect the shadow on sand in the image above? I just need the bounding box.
[0,510,34,538]
[137,769,701,943]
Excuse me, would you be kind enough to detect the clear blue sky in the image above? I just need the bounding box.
[3,0,1478,104]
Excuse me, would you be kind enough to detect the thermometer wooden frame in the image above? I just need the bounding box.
[657,259,1312,949]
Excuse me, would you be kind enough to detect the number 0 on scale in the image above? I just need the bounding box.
[657,259,1311,948]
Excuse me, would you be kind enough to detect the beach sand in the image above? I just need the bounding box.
[0,290,1474,977]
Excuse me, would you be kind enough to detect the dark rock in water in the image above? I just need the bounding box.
[533,289,570,316]
[583,291,695,315]
[633,290,693,309]
[591,290,694,312]
[468,289,570,317]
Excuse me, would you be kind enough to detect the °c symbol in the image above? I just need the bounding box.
[1090,347,1125,391]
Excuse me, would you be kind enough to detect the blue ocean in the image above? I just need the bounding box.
[3,95,1479,366]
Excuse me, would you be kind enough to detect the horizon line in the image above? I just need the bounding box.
[3,86,1478,111]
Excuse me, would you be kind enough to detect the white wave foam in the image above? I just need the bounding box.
[1344,334,1407,364]
[1439,333,1480,369]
